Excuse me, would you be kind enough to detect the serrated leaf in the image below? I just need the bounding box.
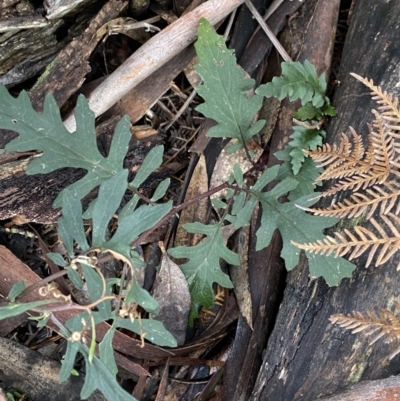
[131,145,164,188]
[0,88,131,206]
[169,222,239,322]
[257,60,327,107]
[116,317,177,347]
[7,281,25,299]
[321,103,336,116]
[194,19,265,148]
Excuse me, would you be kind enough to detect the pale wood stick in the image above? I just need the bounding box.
[64,0,244,132]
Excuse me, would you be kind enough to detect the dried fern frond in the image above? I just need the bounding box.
[305,128,374,180]
[331,302,400,359]
[292,212,400,267]
[301,181,400,220]
[306,114,393,197]
[351,73,400,137]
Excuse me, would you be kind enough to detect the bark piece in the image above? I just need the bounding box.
[0,337,104,401]
[224,1,340,400]
[0,19,62,75]
[29,0,129,112]
[252,1,400,400]
[313,375,400,401]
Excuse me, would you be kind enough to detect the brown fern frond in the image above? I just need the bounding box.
[351,73,400,137]
[330,302,400,359]
[305,128,375,182]
[301,181,400,219]
[292,213,400,267]
[306,113,393,197]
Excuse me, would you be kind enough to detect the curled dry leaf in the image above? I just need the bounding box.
[151,243,191,346]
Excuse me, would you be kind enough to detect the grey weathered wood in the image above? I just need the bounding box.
[251,1,400,400]
[0,337,104,401]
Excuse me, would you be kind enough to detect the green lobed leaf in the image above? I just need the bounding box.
[151,178,170,202]
[46,252,66,267]
[288,126,325,175]
[0,88,131,206]
[233,163,244,187]
[81,263,111,320]
[116,317,177,347]
[293,103,322,121]
[0,299,64,320]
[104,202,172,266]
[58,188,89,253]
[84,353,138,401]
[61,339,138,401]
[194,19,265,148]
[257,60,327,107]
[169,222,239,322]
[276,147,321,201]
[92,169,128,247]
[99,326,118,377]
[131,145,164,188]
[67,266,83,290]
[230,163,355,285]
[7,281,25,300]
[124,277,159,314]
[255,190,355,285]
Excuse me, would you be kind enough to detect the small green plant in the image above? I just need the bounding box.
[0,17,355,401]
[257,59,336,174]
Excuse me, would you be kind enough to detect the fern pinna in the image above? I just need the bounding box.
[293,74,400,269]
[330,302,400,360]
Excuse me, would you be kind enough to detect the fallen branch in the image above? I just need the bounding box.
[63,0,244,131]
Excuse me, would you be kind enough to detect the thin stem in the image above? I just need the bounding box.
[128,184,155,205]
[244,0,291,62]
[18,270,68,299]
[132,182,229,246]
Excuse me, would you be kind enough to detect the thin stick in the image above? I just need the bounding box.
[64,0,245,132]
[244,0,292,62]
